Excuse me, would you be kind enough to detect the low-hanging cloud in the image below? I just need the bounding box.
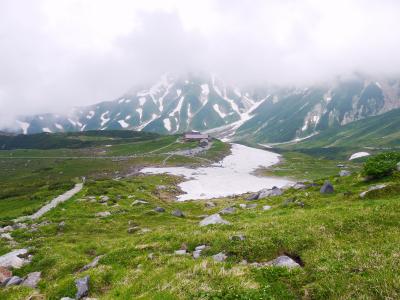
[1,0,400,125]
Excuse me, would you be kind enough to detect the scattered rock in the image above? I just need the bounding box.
[95,211,111,218]
[239,203,247,208]
[193,250,202,259]
[127,226,140,234]
[246,193,259,201]
[0,226,13,234]
[337,164,345,168]
[156,185,167,190]
[199,214,230,226]
[230,234,246,241]
[58,221,66,228]
[79,255,103,273]
[195,245,207,251]
[205,201,216,208]
[60,298,74,300]
[171,209,185,218]
[360,184,387,198]
[1,233,13,241]
[258,186,283,199]
[0,266,12,284]
[148,253,154,260]
[397,162,400,172]
[174,250,187,255]
[219,207,235,215]
[22,271,41,288]
[75,276,90,299]
[132,200,148,205]
[320,181,334,194]
[339,170,351,177]
[0,249,29,269]
[3,275,23,287]
[212,252,227,262]
[292,182,307,190]
[98,195,109,203]
[154,207,165,213]
[263,205,272,211]
[246,203,257,209]
[266,255,300,268]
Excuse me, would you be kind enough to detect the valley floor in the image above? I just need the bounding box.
[0,136,399,299]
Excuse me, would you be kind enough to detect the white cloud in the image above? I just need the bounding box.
[1,0,400,125]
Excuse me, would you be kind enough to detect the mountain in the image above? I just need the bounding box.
[283,107,400,149]
[5,73,400,143]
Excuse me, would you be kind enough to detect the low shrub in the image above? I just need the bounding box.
[363,152,400,179]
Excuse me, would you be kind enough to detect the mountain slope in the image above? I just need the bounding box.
[6,74,400,144]
[285,108,400,149]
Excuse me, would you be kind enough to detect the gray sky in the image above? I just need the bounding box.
[1,0,400,124]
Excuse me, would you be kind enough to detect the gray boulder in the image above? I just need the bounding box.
[205,201,216,208]
[79,256,103,272]
[263,205,272,211]
[22,271,41,288]
[193,250,202,259]
[212,252,227,262]
[246,203,257,209]
[199,214,230,226]
[219,207,235,215]
[258,186,283,199]
[132,200,148,205]
[3,276,23,287]
[154,207,165,213]
[360,184,387,198]
[75,276,90,299]
[95,211,110,218]
[320,181,334,194]
[246,193,259,201]
[174,250,187,255]
[266,255,300,268]
[171,209,185,217]
[339,170,351,177]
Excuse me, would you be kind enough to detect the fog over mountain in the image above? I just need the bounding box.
[1,0,400,126]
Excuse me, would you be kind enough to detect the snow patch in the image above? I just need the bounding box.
[86,110,95,119]
[177,89,182,97]
[213,104,226,118]
[139,97,146,106]
[42,127,52,133]
[163,118,171,131]
[55,123,63,130]
[118,120,129,128]
[16,120,30,134]
[100,111,110,126]
[136,108,143,120]
[142,144,291,201]
[349,152,370,160]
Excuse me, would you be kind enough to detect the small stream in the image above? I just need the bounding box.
[141,144,291,201]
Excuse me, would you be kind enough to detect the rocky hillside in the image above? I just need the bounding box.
[7,74,400,143]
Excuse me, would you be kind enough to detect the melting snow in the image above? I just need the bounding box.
[42,127,52,133]
[68,118,77,126]
[139,97,146,106]
[125,115,131,120]
[100,111,110,126]
[169,96,184,117]
[213,104,226,118]
[349,152,370,160]
[118,120,129,128]
[86,110,95,119]
[16,120,30,134]
[163,118,172,131]
[55,123,63,130]
[142,144,291,201]
[177,89,182,97]
[136,108,143,120]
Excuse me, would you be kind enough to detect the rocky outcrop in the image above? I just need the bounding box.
[320,181,334,194]
[199,214,230,226]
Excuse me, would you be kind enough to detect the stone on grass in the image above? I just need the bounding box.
[0,249,29,269]
[193,250,202,259]
[266,255,300,268]
[199,214,230,226]
[263,205,272,211]
[239,203,246,208]
[230,234,246,241]
[212,252,227,262]
[246,193,259,201]
[195,245,207,251]
[205,201,216,208]
[98,195,109,203]
[154,207,165,213]
[3,276,23,287]
[171,209,185,218]
[219,207,235,215]
[22,271,41,288]
[320,181,334,194]
[95,211,111,218]
[339,170,351,177]
[132,200,148,205]
[75,276,90,299]
[360,184,387,198]
[60,298,74,300]
[246,203,257,209]
[258,187,283,199]
[292,182,307,190]
[127,227,140,234]
[1,233,13,240]
[79,256,103,273]
[174,250,187,255]
[0,266,12,283]
[397,162,400,171]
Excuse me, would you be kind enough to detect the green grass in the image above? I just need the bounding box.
[2,170,400,299]
[260,151,362,181]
